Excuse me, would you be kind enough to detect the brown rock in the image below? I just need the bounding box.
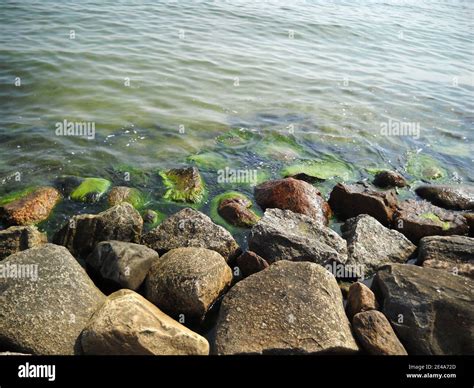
[328,183,397,226]
[0,187,61,226]
[463,213,474,237]
[415,184,474,211]
[353,311,408,355]
[0,226,47,261]
[236,251,269,278]
[373,171,407,188]
[218,198,259,228]
[254,178,331,225]
[422,259,474,279]
[346,282,378,321]
[393,200,468,243]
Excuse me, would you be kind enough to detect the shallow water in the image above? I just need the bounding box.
[0,0,472,240]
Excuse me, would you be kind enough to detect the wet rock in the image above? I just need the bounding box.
[53,203,143,259]
[142,208,239,261]
[346,282,378,321]
[328,183,398,226]
[0,244,105,355]
[81,290,209,355]
[341,214,416,276]
[236,251,269,278]
[464,213,474,237]
[372,264,474,355]
[0,187,61,226]
[248,208,347,266]
[373,170,407,188]
[145,247,232,320]
[406,152,447,181]
[0,226,47,261]
[214,260,359,355]
[415,184,474,210]
[86,240,159,291]
[218,196,259,228]
[353,310,408,355]
[70,177,111,203]
[254,177,331,225]
[108,186,145,209]
[418,236,474,279]
[393,200,468,243]
[159,166,205,204]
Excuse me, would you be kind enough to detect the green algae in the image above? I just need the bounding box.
[159,167,205,204]
[420,212,450,230]
[70,178,111,203]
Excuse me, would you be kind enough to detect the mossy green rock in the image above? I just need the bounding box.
[142,209,166,227]
[0,187,36,207]
[210,191,260,229]
[108,186,146,209]
[160,167,205,204]
[282,157,355,181]
[70,178,111,203]
[187,152,227,170]
[406,153,447,181]
[257,132,305,161]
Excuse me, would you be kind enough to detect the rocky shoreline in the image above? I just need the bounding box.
[0,167,473,355]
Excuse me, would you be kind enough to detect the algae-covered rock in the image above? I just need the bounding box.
[70,178,111,203]
[159,167,205,204]
[142,209,166,226]
[406,152,447,181]
[257,132,305,162]
[210,191,260,229]
[281,156,355,182]
[108,186,145,209]
[187,152,227,170]
[53,176,85,196]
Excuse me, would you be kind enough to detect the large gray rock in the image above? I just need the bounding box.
[372,264,474,355]
[142,208,239,261]
[215,260,359,355]
[415,184,474,210]
[86,241,159,290]
[53,203,143,258]
[341,215,416,277]
[353,310,408,355]
[418,235,474,279]
[248,208,347,265]
[0,244,105,355]
[0,226,47,261]
[81,290,209,355]
[145,247,232,320]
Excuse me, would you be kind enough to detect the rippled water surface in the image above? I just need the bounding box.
[0,0,472,236]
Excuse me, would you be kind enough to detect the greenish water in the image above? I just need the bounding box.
[0,0,472,241]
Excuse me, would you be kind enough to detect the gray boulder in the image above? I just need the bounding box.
[0,244,105,355]
[53,203,143,258]
[372,263,474,355]
[81,290,209,355]
[0,226,47,261]
[142,208,239,261]
[341,214,416,277]
[248,208,347,265]
[215,260,359,355]
[145,247,232,320]
[86,241,159,290]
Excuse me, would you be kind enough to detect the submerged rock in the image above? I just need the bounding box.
[254,177,331,225]
[372,263,474,355]
[328,183,397,226]
[142,208,239,261]
[217,193,259,228]
[187,152,227,170]
[341,214,416,277]
[373,170,407,188]
[0,244,105,355]
[108,186,145,209]
[53,175,84,196]
[417,235,474,279]
[145,247,232,320]
[86,240,159,291]
[393,199,468,243]
[406,152,447,181]
[353,311,408,355]
[0,187,61,226]
[415,184,474,210]
[0,226,47,261]
[81,290,209,355]
[53,203,143,259]
[236,250,269,278]
[346,282,378,321]
[281,156,355,182]
[159,166,205,204]
[249,208,347,265]
[70,177,111,203]
[214,261,359,355]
